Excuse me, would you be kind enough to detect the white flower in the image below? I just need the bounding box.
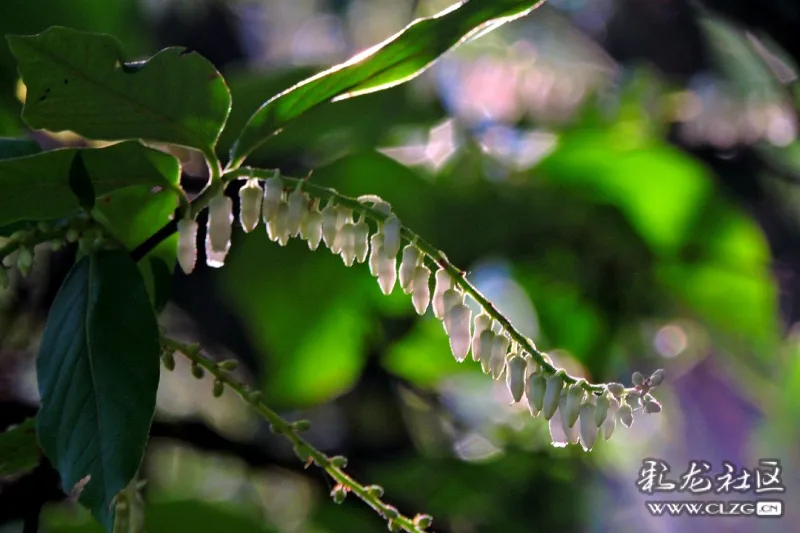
[339,223,356,266]
[382,215,402,258]
[399,244,421,294]
[177,218,198,274]
[432,268,453,319]
[595,393,611,427]
[262,175,283,223]
[267,201,291,245]
[489,334,509,379]
[477,330,495,373]
[526,373,546,417]
[563,381,585,428]
[579,403,598,451]
[559,395,580,445]
[369,233,384,276]
[442,288,463,321]
[444,303,471,361]
[206,194,233,267]
[601,397,619,440]
[377,251,396,295]
[618,403,634,428]
[542,373,564,420]
[238,178,263,233]
[353,220,370,263]
[505,354,526,402]
[411,265,431,315]
[548,406,572,448]
[286,187,309,236]
[300,202,322,250]
[321,202,338,248]
[470,314,492,363]
[330,206,352,253]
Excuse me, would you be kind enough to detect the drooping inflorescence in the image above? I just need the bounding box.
[174,171,665,450]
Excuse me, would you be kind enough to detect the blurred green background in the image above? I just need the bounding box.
[2,1,800,532]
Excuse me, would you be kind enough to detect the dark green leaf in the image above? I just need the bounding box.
[7,26,231,153]
[36,250,161,530]
[229,0,541,166]
[0,418,40,477]
[0,137,40,159]
[68,152,95,212]
[0,141,180,226]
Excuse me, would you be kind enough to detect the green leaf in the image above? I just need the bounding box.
[0,141,180,226]
[229,0,541,166]
[92,185,179,312]
[0,418,40,477]
[7,26,231,154]
[36,250,161,531]
[0,137,40,159]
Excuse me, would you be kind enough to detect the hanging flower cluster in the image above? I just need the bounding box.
[175,172,665,451]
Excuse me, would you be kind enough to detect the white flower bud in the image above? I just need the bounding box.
[606,383,625,398]
[177,218,198,274]
[411,265,431,315]
[632,371,645,386]
[382,215,401,258]
[321,203,338,248]
[207,194,233,252]
[542,373,564,420]
[563,381,585,428]
[618,403,634,428]
[353,220,370,263]
[399,245,421,293]
[442,288,463,320]
[505,354,526,402]
[369,233,383,276]
[338,223,356,266]
[601,397,619,440]
[267,201,291,245]
[445,303,471,361]
[477,330,495,373]
[548,407,569,448]
[559,395,580,444]
[595,393,611,427]
[330,206,352,253]
[626,391,642,409]
[526,373,546,416]
[649,369,666,388]
[489,334,509,379]
[377,252,396,295]
[300,208,322,250]
[470,314,492,363]
[286,188,308,236]
[579,403,598,451]
[238,179,263,233]
[644,398,662,413]
[262,175,283,223]
[16,247,33,276]
[432,268,453,319]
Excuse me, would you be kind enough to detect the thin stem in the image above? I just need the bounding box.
[161,337,428,533]
[228,167,623,395]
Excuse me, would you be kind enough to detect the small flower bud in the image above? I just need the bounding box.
[339,223,357,266]
[286,187,308,236]
[644,398,662,413]
[381,215,401,258]
[9,230,29,243]
[212,379,224,398]
[369,234,383,276]
[432,268,453,319]
[377,252,397,295]
[238,178,263,232]
[160,351,175,371]
[66,228,80,243]
[291,420,312,432]
[206,194,233,268]
[383,506,399,519]
[579,403,598,451]
[506,353,526,402]
[321,203,338,248]
[353,220,370,263]
[445,303,472,361]
[548,407,569,448]
[489,334,509,379]
[595,393,611,427]
[330,206,352,254]
[16,247,33,276]
[559,395,579,444]
[649,369,666,388]
[626,391,642,408]
[411,265,431,315]
[632,371,645,386]
[542,373,564,420]
[563,381,586,428]
[330,455,348,468]
[247,391,262,403]
[177,218,198,274]
[526,373,546,416]
[50,239,63,251]
[331,484,347,504]
[606,383,625,397]
[300,204,323,250]
[399,244,421,293]
[262,175,283,223]
[477,330,495,373]
[366,485,384,498]
[217,360,239,371]
[413,514,433,529]
[442,288,463,322]
[191,362,204,379]
[601,397,619,440]
[471,314,492,363]
[387,520,401,532]
[267,201,291,246]
[618,403,634,428]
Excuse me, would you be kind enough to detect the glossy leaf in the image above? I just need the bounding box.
[7,26,231,153]
[0,418,40,477]
[0,137,40,159]
[0,141,180,226]
[229,0,542,166]
[36,250,161,530]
